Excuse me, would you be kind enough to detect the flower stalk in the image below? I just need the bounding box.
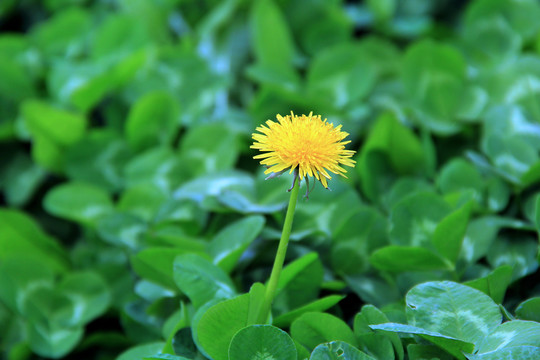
[257,175,300,324]
[251,111,356,324]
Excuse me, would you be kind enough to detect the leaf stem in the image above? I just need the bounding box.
[257,177,300,323]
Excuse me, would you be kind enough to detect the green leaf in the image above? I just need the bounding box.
[294,2,352,55]
[174,171,253,210]
[19,282,84,357]
[464,265,513,304]
[178,124,239,176]
[357,149,396,201]
[64,129,129,192]
[229,325,297,360]
[465,0,540,41]
[309,341,376,360]
[117,343,166,360]
[161,305,190,355]
[467,346,540,360]
[251,0,295,68]
[153,199,206,234]
[65,68,115,112]
[69,50,149,112]
[144,354,191,360]
[30,8,91,58]
[218,169,290,214]
[209,215,265,273]
[132,248,197,291]
[117,184,168,222]
[273,295,345,328]
[359,113,426,179]
[437,159,484,200]
[135,280,174,303]
[247,282,267,325]
[487,236,538,281]
[97,212,147,250]
[367,0,396,23]
[355,332,394,360]
[480,104,540,158]
[246,62,300,91]
[356,36,400,76]
[0,209,69,275]
[294,188,364,239]
[173,254,236,308]
[371,323,473,360]
[22,100,86,147]
[406,281,501,346]
[3,153,46,207]
[354,305,404,360]
[483,133,537,184]
[0,55,35,102]
[407,344,454,360]
[143,226,207,251]
[0,257,55,313]
[382,177,433,211]
[43,182,114,226]
[294,339,312,360]
[522,193,540,225]
[345,274,401,308]
[331,239,369,276]
[370,246,452,272]
[291,312,357,351]
[125,148,188,193]
[476,320,540,354]
[26,322,83,359]
[273,252,324,314]
[126,91,180,151]
[460,216,500,264]
[90,14,149,58]
[456,85,488,121]
[432,201,472,264]
[307,43,377,107]
[19,271,110,333]
[402,40,466,134]
[333,205,389,256]
[30,136,64,173]
[463,15,521,68]
[21,100,87,172]
[485,177,510,212]
[59,271,111,326]
[389,191,451,246]
[535,195,540,234]
[516,297,540,322]
[196,293,250,360]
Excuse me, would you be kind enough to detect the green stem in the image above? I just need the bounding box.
[257,178,300,324]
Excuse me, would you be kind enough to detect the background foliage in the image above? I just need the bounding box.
[2,0,540,359]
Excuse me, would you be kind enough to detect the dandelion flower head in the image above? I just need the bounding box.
[251,111,356,189]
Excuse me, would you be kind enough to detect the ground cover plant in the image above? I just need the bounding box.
[2,0,540,359]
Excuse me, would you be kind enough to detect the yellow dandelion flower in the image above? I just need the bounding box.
[251,111,356,190]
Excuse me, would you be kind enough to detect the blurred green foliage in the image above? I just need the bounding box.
[2,0,540,359]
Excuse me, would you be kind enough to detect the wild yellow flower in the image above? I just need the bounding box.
[251,111,356,190]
